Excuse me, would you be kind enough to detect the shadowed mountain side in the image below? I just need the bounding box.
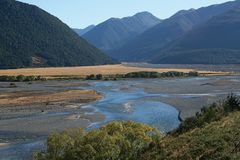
[109,0,240,62]
[82,12,161,52]
[151,8,240,64]
[0,0,117,69]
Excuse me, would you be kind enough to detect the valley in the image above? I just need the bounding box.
[1,0,240,159]
[0,64,240,159]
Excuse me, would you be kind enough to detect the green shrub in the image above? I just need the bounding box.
[16,75,25,82]
[0,75,46,82]
[173,94,240,135]
[96,74,103,80]
[188,71,199,77]
[223,93,240,112]
[86,74,96,80]
[34,121,162,160]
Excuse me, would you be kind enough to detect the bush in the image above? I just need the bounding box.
[86,74,96,80]
[188,71,199,77]
[34,121,162,160]
[173,94,240,135]
[16,75,25,82]
[223,93,240,112]
[96,74,103,80]
[0,75,46,82]
[125,71,194,79]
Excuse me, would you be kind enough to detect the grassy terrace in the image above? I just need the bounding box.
[0,64,231,81]
[0,71,199,82]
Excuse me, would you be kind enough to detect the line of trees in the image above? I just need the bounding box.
[85,71,199,80]
[0,75,47,82]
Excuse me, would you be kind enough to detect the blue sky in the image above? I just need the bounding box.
[18,0,231,28]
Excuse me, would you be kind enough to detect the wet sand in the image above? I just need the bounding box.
[0,81,105,142]
[138,77,240,119]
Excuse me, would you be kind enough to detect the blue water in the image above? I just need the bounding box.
[82,80,180,132]
[0,80,181,160]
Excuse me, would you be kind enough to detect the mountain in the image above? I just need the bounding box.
[110,0,240,62]
[73,25,95,36]
[151,8,240,64]
[0,0,116,69]
[82,12,161,52]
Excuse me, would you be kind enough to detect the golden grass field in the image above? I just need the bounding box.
[0,90,100,107]
[0,64,229,77]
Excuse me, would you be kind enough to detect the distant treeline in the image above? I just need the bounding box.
[0,75,47,82]
[85,71,199,80]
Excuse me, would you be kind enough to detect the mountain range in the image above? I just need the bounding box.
[1,0,240,68]
[151,8,240,64]
[82,12,161,52]
[108,0,240,63]
[0,0,116,69]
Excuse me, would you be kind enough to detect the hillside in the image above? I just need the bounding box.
[0,0,116,69]
[110,0,240,62]
[73,25,95,36]
[162,111,240,159]
[82,12,161,52]
[152,8,240,64]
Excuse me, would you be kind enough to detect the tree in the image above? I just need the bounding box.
[34,121,162,160]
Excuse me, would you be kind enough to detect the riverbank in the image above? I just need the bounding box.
[1,76,240,159]
[0,81,105,137]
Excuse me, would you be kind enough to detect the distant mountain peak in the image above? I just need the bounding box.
[82,11,161,51]
[133,11,155,17]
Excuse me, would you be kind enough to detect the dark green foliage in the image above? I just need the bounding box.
[85,71,199,80]
[162,111,240,160]
[86,74,103,80]
[223,93,240,112]
[0,76,17,82]
[125,71,197,78]
[0,0,116,69]
[96,74,103,80]
[0,75,46,82]
[85,74,96,80]
[125,71,159,78]
[34,121,162,160]
[173,94,240,135]
[16,75,25,82]
[188,71,199,77]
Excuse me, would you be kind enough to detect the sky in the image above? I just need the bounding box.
[17,0,231,29]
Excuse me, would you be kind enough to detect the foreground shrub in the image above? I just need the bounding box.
[173,94,240,135]
[35,121,163,160]
[35,95,240,160]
